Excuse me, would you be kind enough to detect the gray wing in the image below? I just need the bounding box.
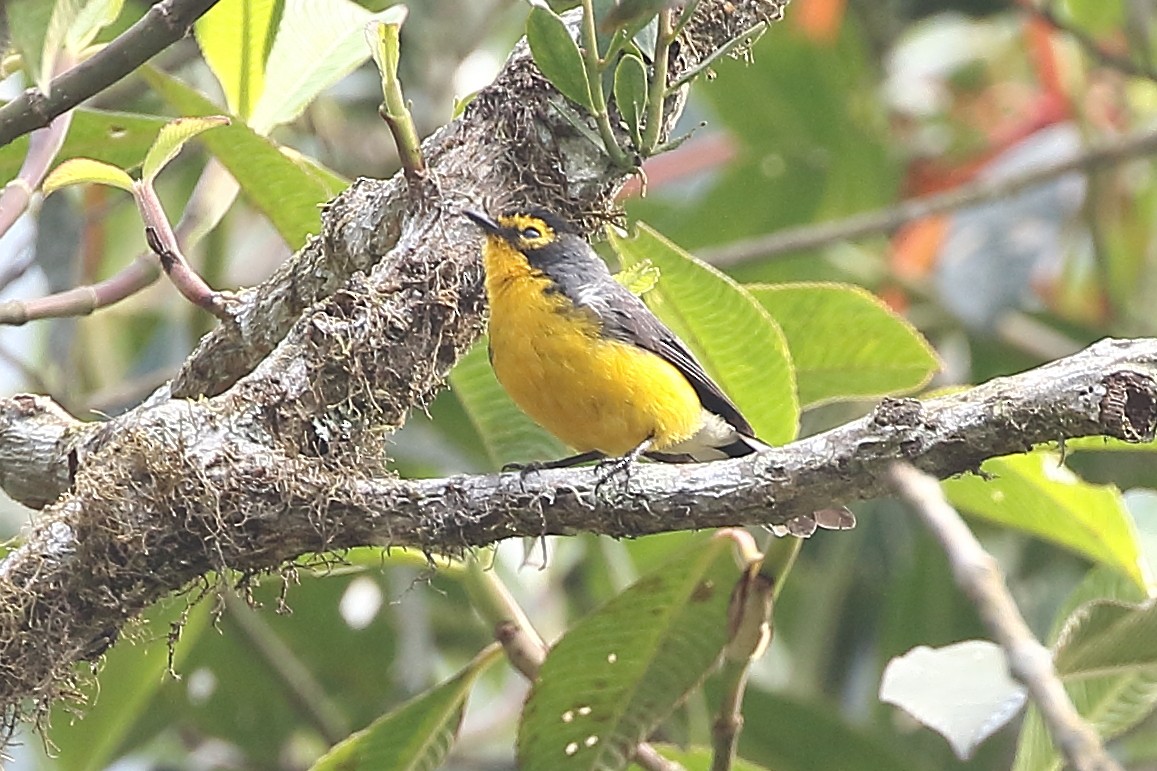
[553,263,755,437]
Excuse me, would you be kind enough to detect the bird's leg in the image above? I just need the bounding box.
[595,437,654,486]
[502,450,606,475]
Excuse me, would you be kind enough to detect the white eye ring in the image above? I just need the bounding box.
[521,226,542,239]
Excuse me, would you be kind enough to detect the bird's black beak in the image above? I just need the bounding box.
[463,209,500,234]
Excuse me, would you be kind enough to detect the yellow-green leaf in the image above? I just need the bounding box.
[748,282,939,408]
[194,0,282,121]
[943,452,1149,591]
[141,115,230,182]
[63,0,124,53]
[609,223,798,444]
[143,67,348,249]
[43,157,134,194]
[366,11,408,86]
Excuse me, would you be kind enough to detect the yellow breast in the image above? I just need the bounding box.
[484,243,702,456]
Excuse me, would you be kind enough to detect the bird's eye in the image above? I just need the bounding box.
[521,226,542,239]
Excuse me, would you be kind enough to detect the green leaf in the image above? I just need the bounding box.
[526,6,594,112]
[194,0,283,121]
[141,115,230,182]
[747,282,939,408]
[449,339,567,469]
[608,223,798,444]
[1053,599,1157,677]
[40,0,122,84]
[1012,567,1156,771]
[1062,436,1157,453]
[942,452,1149,591]
[308,645,501,771]
[630,745,770,771]
[248,0,407,135]
[43,157,134,193]
[142,66,348,249]
[63,0,124,53]
[613,53,647,147]
[879,640,1025,760]
[518,534,743,771]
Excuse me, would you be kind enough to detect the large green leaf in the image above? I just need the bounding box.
[748,282,939,408]
[518,534,743,771]
[943,452,1149,591]
[49,599,212,771]
[526,6,594,112]
[308,645,501,771]
[142,66,348,249]
[608,223,798,444]
[1062,436,1157,453]
[194,0,282,121]
[449,338,567,469]
[249,0,406,135]
[1012,567,1157,771]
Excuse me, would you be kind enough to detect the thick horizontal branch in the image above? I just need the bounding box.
[0,0,222,149]
[0,338,1153,721]
[0,0,789,724]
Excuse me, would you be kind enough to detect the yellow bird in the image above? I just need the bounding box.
[464,207,769,474]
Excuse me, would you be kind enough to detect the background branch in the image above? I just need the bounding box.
[890,463,1124,771]
[699,122,1157,266]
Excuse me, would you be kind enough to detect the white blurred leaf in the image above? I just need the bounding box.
[880,640,1027,760]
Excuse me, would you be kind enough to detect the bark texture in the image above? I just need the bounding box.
[0,0,786,727]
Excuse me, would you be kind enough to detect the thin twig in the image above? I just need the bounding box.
[712,530,774,771]
[579,0,631,167]
[889,463,1124,771]
[699,123,1157,267]
[0,0,223,148]
[640,10,674,155]
[135,182,227,316]
[0,52,75,240]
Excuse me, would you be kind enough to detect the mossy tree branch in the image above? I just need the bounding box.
[0,0,789,728]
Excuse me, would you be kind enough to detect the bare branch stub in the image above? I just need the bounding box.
[1099,370,1157,442]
